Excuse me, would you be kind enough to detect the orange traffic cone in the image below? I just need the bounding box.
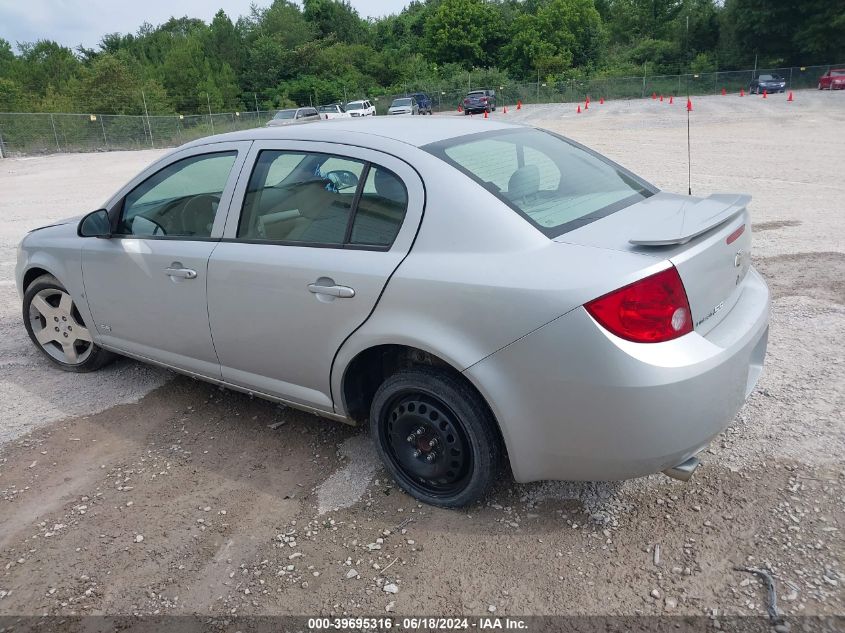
[659,94,664,102]
[584,101,589,110]
[740,88,745,97]
[721,87,726,96]
[669,95,674,104]
[517,100,522,110]
[787,91,794,102]
[457,104,462,113]
[586,95,590,105]
[483,110,488,119]
[599,97,604,104]
[762,89,767,99]
[686,97,693,111]
[577,105,581,113]
[503,105,508,113]
[651,92,657,100]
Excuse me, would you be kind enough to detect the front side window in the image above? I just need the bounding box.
[423,128,654,237]
[117,151,237,238]
[274,110,296,120]
[238,150,407,248]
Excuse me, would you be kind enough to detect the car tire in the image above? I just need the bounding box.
[23,274,115,373]
[369,367,502,508]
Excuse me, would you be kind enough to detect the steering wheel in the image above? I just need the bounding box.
[325,170,359,192]
[179,194,220,236]
[131,214,167,236]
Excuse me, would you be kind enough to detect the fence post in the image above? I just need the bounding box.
[0,129,5,159]
[50,114,60,152]
[100,115,108,149]
[207,93,215,135]
[788,67,793,90]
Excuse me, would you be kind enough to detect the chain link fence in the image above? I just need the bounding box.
[1,63,840,157]
[0,110,276,157]
[373,63,841,114]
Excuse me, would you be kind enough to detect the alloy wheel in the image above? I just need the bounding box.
[28,288,94,365]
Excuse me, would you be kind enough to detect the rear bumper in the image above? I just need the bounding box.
[465,267,770,483]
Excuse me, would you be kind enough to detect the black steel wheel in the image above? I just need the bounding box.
[370,367,502,507]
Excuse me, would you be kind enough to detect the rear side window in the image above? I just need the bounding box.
[238,150,407,248]
[423,128,654,237]
[350,167,407,246]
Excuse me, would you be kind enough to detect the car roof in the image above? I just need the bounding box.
[347,99,368,104]
[182,117,521,150]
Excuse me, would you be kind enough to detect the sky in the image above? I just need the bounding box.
[0,0,410,51]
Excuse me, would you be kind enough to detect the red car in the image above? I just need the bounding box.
[818,69,845,90]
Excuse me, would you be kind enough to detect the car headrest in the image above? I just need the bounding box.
[508,164,540,201]
[374,169,406,205]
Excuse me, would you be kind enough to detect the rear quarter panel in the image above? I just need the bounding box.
[331,152,665,414]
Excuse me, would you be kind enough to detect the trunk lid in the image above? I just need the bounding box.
[556,191,754,335]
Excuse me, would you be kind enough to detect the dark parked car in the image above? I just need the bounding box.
[462,89,496,114]
[410,92,433,115]
[749,74,786,94]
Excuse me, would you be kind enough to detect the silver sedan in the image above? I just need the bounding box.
[16,119,770,507]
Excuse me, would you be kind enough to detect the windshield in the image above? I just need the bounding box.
[346,102,363,110]
[319,105,341,113]
[832,70,845,76]
[273,110,296,120]
[423,128,655,237]
[392,98,412,107]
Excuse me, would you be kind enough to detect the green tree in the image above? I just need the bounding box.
[303,0,367,44]
[425,0,506,68]
[504,0,605,76]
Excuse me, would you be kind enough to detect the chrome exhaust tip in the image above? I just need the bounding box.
[662,456,700,482]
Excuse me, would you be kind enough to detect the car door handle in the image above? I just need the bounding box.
[308,282,355,298]
[164,267,197,279]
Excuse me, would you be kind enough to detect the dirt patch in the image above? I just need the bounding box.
[754,220,803,232]
[754,252,845,304]
[0,379,841,617]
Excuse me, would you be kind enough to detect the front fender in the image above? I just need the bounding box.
[16,229,96,340]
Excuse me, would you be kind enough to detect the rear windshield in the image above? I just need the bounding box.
[423,128,655,237]
[319,105,341,113]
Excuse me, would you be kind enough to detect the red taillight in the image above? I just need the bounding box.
[584,267,693,343]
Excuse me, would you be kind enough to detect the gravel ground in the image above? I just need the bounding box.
[0,90,842,623]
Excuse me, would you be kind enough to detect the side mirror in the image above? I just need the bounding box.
[78,209,112,238]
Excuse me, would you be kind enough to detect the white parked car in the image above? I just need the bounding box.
[345,99,376,117]
[318,104,351,120]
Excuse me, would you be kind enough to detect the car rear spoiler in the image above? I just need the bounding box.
[628,192,751,246]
